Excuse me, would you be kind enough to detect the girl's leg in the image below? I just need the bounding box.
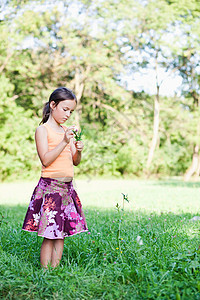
[51,239,64,268]
[40,238,54,268]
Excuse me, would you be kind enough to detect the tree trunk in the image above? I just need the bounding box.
[146,85,160,170]
[184,145,200,181]
[74,66,91,130]
[184,87,200,181]
[74,67,84,130]
[194,154,200,179]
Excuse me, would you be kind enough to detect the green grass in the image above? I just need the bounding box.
[0,179,200,299]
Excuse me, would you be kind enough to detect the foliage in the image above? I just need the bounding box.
[0,0,200,180]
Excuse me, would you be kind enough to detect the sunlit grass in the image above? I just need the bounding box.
[1,178,200,213]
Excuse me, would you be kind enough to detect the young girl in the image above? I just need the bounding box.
[22,87,88,268]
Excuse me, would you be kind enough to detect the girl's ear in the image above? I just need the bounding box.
[50,101,56,110]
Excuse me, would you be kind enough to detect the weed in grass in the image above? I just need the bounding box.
[115,193,129,263]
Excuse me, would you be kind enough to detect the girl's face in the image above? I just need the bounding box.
[50,99,77,124]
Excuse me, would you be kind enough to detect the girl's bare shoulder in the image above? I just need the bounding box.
[35,124,47,136]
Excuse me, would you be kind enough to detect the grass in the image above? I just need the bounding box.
[0,179,200,299]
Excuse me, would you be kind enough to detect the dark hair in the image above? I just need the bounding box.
[40,87,77,124]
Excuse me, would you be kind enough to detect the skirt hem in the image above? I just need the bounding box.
[22,228,88,240]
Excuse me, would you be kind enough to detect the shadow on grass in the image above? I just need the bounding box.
[1,205,200,299]
[0,205,42,268]
[1,205,200,263]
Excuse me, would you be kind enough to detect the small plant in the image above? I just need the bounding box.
[72,129,82,141]
[115,193,129,262]
[121,193,129,210]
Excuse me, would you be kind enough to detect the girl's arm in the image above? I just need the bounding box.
[35,125,73,167]
[70,139,84,166]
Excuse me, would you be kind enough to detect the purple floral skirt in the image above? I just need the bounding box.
[22,177,88,239]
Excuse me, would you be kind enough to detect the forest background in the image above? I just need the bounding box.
[0,0,200,182]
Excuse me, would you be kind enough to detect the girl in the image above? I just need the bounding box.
[22,87,88,268]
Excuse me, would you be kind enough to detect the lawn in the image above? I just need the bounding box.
[0,179,200,299]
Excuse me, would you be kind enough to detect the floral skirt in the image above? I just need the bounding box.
[22,177,88,239]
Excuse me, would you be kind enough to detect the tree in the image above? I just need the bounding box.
[167,0,200,180]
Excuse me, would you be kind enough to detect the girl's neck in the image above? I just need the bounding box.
[46,116,64,132]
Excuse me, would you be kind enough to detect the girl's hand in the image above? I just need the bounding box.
[74,140,84,152]
[63,126,75,144]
